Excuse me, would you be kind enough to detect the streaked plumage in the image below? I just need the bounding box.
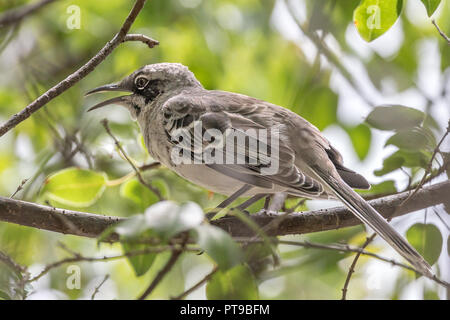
[86,62,433,277]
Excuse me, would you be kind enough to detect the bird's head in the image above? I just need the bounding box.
[85,62,201,119]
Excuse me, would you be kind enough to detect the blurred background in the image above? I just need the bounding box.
[0,0,449,299]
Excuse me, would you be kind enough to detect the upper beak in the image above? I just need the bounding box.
[85,83,132,112]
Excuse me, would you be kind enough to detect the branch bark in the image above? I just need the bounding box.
[0,0,151,138]
[0,180,448,240]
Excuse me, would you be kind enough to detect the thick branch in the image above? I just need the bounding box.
[0,0,150,138]
[0,180,448,240]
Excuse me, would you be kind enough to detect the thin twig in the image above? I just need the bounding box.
[341,234,375,300]
[139,162,161,171]
[123,34,159,48]
[286,0,375,106]
[101,118,163,200]
[28,245,191,283]
[171,266,219,300]
[402,122,450,205]
[341,124,450,299]
[138,249,183,300]
[10,178,29,199]
[91,275,110,300]
[235,238,450,290]
[0,251,27,275]
[431,20,450,45]
[0,0,152,138]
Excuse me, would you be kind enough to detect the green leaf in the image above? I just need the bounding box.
[206,264,258,300]
[353,0,403,42]
[385,127,435,151]
[345,124,372,160]
[374,150,430,176]
[122,242,157,277]
[145,201,204,241]
[293,86,338,131]
[366,105,425,131]
[420,0,441,16]
[406,223,442,266]
[358,180,397,197]
[0,290,11,300]
[423,289,439,300]
[42,167,107,207]
[193,224,243,270]
[120,178,158,211]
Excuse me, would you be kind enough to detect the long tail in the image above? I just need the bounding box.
[311,166,433,277]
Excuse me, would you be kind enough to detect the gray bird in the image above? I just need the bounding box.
[86,62,433,277]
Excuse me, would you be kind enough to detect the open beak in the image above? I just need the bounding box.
[85,83,132,112]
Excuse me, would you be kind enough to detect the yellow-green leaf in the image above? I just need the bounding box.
[385,127,435,151]
[42,168,107,207]
[206,264,258,300]
[406,223,442,266]
[194,224,243,270]
[122,242,157,277]
[353,0,403,42]
[345,124,372,160]
[420,0,441,17]
[120,178,168,211]
[366,105,425,131]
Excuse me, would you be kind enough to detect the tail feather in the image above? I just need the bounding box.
[311,166,433,277]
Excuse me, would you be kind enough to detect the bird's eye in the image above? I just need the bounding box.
[135,76,149,89]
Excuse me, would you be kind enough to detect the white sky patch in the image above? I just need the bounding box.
[259,277,286,298]
[364,18,404,59]
[345,23,374,61]
[182,264,211,300]
[15,133,35,162]
[81,275,118,300]
[416,38,442,99]
[179,0,202,9]
[271,0,317,64]
[339,54,384,105]
[216,3,243,31]
[405,0,444,27]
[330,71,372,126]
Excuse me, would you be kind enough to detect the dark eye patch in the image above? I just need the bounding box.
[135,76,149,89]
[133,105,141,116]
[143,79,163,104]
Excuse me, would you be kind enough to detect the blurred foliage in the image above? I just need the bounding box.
[0,0,449,300]
[406,223,443,267]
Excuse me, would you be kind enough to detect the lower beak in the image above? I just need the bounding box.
[85,83,132,112]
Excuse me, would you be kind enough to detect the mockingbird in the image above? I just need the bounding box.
[86,62,433,277]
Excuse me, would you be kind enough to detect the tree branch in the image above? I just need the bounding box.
[432,19,450,45]
[0,180,449,240]
[123,34,159,48]
[137,249,183,300]
[0,0,152,138]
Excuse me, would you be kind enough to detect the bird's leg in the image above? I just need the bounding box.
[260,192,287,215]
[206,184,253,220]
[231,193,267,215]
[268,193,287,212]
[263,195,272,210]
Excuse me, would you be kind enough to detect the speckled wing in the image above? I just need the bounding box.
[161,90,325,198]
